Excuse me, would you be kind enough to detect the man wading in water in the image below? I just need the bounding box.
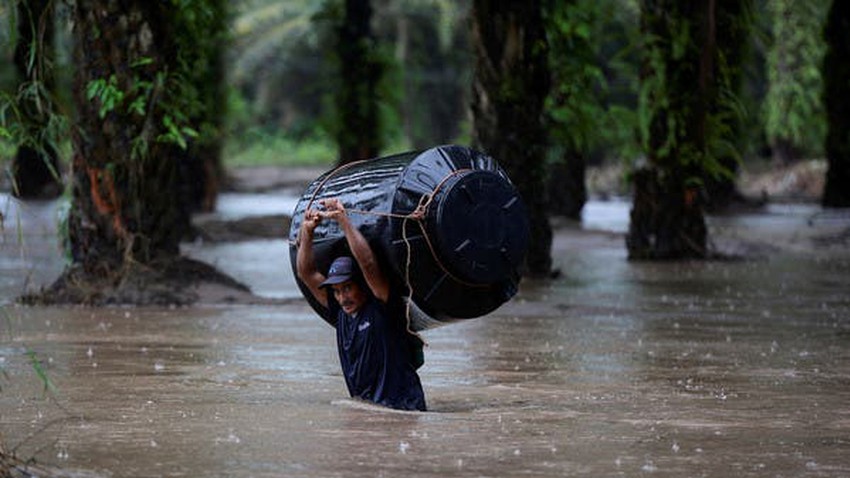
[296,198,427,411]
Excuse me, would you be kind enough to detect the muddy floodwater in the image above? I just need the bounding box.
[1,193,849,477]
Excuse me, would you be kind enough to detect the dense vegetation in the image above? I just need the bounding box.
[0,1,836,171]
[0,0,847,297]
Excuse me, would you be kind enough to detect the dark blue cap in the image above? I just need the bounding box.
[320,256,356,288]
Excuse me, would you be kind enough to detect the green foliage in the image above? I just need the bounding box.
[545,0,642,162]
[85,75,124,118]
[26,349,57,394]
[159,114,199,150]
[167,0,229,143]
[0,0,69,171]
[1,308,57,396]
[763,0,828,157]
[76,1,227,161]
[227,0,470,161]
[224,129,335,166]
[637,1,751,185]
[546,0,605,152]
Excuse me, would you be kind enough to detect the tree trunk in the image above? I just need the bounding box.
[178,0,227,213]
[68,0,188,265]
[703,0,753,213]
[470,0,553,277]
[11,0,62,199]
[627,169,708,259]
[337,0,382,163]
[822,1,850,208]
[771,138,798,165]
[29,0,191,304]
[627,0,710,260]
[19,0,247,306]
[547,151,586,220]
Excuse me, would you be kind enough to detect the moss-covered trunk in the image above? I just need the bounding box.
[627,0,712,260]
[66,0,188,272]
[27,0,196,305]
[703,0,753,212]
[471,0,553,277]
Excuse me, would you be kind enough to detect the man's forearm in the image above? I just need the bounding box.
[296,228,316,280]
[340,216,389,301]
[340,217,376,273]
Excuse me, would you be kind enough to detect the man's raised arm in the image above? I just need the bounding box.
[319,199,390,303]
[296,208,328,309]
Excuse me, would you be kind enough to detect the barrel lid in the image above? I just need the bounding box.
[430,170,528,284]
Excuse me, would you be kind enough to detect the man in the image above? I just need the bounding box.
[296,198,427,411]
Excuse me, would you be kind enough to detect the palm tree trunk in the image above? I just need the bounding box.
[337,0,382,163]
[470,0,553,277]
[66,0,188,273]
[627,0,710,260]
[823,0,850,208]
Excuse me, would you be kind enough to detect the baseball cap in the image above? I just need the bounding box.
[319,256,356,288]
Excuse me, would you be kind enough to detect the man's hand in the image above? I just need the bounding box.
[317,198,348,223]
[296,206,328,309]
[302,208,321,232]
[299,208,322,247]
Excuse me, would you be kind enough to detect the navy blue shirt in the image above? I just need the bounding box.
[328,294,426,411]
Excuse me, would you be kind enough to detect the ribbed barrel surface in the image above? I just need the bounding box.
[288,145,528,329]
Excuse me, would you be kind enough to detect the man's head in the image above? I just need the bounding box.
[320,256,368,315]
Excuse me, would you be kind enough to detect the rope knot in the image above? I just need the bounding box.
[409,194,431,221]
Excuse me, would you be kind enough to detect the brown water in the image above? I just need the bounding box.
[1,193,849,477]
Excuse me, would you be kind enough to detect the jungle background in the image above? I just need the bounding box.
[0,0,848,297]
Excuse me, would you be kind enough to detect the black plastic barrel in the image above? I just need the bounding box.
[288,145,529,330]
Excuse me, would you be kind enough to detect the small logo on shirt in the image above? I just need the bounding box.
[358,321,371,332]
